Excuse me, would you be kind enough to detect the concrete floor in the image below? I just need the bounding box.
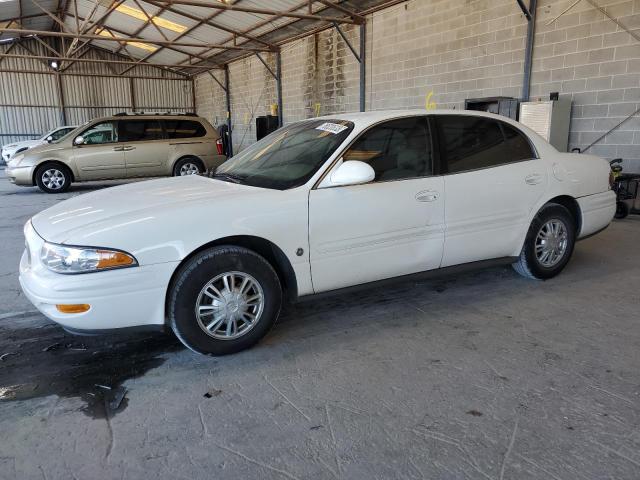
[0,170,639,480]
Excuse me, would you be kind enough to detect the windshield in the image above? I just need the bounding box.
[213,119,354,190]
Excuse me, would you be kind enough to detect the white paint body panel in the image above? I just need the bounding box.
[19,110,615,331]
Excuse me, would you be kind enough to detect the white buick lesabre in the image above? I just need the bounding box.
[20,110,615,355]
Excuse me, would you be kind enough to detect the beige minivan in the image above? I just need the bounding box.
[6,113,227,193]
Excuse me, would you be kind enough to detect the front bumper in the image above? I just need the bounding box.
[19,221,179,331]
[5,165,35,186]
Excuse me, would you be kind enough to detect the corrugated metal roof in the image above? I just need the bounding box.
[1,0,395,75]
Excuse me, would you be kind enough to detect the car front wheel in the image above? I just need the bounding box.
[513,203,576,280]
[35,163,71,193]
[168,246,282,355]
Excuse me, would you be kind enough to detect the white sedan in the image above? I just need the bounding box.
[1,126,77,163]
[19,110,615,355]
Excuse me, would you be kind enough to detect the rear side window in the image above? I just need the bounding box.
[119,120,164,142]
[436,116,534,174]
[502,123,536,161]
[164,120,206,139]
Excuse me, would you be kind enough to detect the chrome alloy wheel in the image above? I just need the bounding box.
[195,271,265,340]
[41,168,66,190]
[179,162,200,175]
[535,219,568,268]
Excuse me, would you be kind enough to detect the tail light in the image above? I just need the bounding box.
[216,138,224,155]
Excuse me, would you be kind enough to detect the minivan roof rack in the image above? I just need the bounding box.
[113,111,198,117]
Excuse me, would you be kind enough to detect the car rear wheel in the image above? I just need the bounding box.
[35,163,71,193]
[173,157,203,176]
[168,246,282,355]
[513,204,576,280]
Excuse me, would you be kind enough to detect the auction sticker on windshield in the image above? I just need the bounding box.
[315,122,349,134]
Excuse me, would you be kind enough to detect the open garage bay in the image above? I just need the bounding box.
[1,173,639,479]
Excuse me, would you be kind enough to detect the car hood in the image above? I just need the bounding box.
[25,142,66,156]
[31,175,266,245]
[3,140,39,152]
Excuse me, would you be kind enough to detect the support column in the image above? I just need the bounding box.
[521,0,537,101]
[224,64,233,156]
[55,73,67,125]
[359,21,366,112]
[276,50,283,126]
[129,77,136,112]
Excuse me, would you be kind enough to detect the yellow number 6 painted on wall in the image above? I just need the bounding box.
[426,91,437,110]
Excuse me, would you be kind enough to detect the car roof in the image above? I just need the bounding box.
[96,114,206,122]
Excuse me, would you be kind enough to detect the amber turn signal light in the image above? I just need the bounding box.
[56,304,91,314]
[96,250,136,269]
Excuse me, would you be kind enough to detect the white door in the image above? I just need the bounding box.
[309,116,445,293]
[434,115,549,267]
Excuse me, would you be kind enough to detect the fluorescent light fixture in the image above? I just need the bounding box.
[115,4,187,33]
[96,28,157,52]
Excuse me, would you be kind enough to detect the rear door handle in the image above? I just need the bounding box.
[416,190,439,202]
[525,173,543,185]
[122,146,136,151]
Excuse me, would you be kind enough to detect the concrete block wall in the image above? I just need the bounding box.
[195,0,640,170]
[531,0,640,171]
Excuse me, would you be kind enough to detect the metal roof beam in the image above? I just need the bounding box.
[0,52,222,70]
[142,0,278,49]
[152,0,360,25]
[316,0,365,23]
[0,28,271,52]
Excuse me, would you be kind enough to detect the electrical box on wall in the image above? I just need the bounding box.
[464,97,519,120]
[519,97,572,152]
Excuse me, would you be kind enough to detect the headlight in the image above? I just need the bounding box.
[40,242,137,274]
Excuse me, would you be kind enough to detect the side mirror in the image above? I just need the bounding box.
[327,160,375,187]
[46,135,53,143]
[74,136,85,146]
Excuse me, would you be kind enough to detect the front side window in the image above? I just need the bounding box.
[119,120,164,142]
[214,119,354,190]
[164,120,206,139]
[436,116,535,174]
[343,117,432,181]
[50,127,74,141]
[80,121,118,145]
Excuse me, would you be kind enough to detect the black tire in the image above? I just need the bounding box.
[615,201,629,219]
[513,204,576,280]
[168,246,282,355]
[35,162,72,193]
[173,157,204,177]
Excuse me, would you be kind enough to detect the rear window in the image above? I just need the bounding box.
[164,120,207,139]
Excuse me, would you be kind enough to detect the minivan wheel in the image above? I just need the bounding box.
[35,163,71,193]
[513,204,576,280]
[168,246,282,355]
[173,157,203,176]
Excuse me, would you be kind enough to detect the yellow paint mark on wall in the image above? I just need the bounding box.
[314,103,322,117]
[426,91,437,110]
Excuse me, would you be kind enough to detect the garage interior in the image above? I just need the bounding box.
[1,0,639,478]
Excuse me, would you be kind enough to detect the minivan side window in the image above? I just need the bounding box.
[119,120,164,142]
[81,121,118,145]
[343,117,432,181]
[436,116,534,174]
[164,120,206,139]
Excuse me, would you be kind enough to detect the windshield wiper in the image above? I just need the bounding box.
[210,172,246,184]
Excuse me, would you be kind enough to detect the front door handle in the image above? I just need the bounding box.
[525,173,543,185]
[416,190,439,202]
[113,146,124,151]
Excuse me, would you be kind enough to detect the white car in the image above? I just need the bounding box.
[19,110,615,355]
[1,126,77,164]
